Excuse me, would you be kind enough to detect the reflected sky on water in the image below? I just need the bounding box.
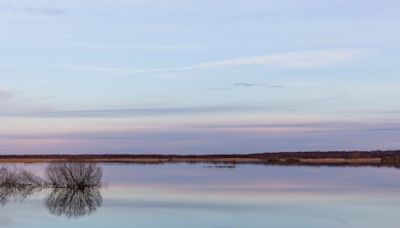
[1,163,400,228]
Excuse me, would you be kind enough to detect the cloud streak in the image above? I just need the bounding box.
[0,105,266,118]
[0,90,14,100]
[192,48,372,69]
[0,7,66,16]
[233,82,285,88]
[62,65,191,75]
[60,48,373,76]
[206,82,285,91]
[2,120,400,154]
[0,91,351,118]
[23,7,66,16]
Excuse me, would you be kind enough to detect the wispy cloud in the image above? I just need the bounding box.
[60,48,373,76]
[233,82,285,88]
[0,90,15,100]
[141,43,202,51]
[0,90,351,118]
[366,128,400,131]
[0,7,66,16]
[2,120,400,154]
[192,48,372,69]
[61,64,191,75]
[207,82,285,91]
[23,7,66,16]
[1,105,264,118]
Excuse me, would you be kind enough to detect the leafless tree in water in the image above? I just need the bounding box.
[45,162,103,217]
[0,163,103,218]
[46,162,102,188]
[0,166,44,205]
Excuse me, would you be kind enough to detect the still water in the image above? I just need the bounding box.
[0,163,400,228]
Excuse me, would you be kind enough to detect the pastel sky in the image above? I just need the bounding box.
[1,0,400,154]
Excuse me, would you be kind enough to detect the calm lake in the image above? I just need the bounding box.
[1,163,400,228]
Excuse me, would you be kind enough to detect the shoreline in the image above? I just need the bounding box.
[0,151,399,166]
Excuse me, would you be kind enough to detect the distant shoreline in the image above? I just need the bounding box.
[1,151,400,166]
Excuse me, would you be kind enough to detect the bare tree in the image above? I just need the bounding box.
[45,162,103,217]
[0,163,103,218]
[46,163,102,189]
[0,166,44,206]
[0,166,43,187]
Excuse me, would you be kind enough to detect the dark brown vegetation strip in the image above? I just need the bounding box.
[0,150,399,159]
[0,150,400,166]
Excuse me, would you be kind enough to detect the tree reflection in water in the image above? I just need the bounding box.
[46,163,103,218]
[0,167,43,206]
[46,185,102,218]
[0,163,103,218]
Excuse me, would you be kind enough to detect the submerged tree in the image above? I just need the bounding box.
[0,166,44,187]
[0,163,103,218]
[45,162,103,217]
[0,166,44,206]
[46,162,102,189]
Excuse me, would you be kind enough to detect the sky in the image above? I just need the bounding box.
[0,0,400,154]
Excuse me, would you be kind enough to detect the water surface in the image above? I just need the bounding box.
[1,163,400,228]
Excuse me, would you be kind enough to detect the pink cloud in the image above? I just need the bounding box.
[0,90,14,100]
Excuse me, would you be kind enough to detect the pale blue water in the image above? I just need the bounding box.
[1,164,400,228]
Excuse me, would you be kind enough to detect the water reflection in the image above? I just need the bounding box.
[0,163,103,218]
[0,167,43,206]
[46,186,102,217]
[46,163,103,217]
